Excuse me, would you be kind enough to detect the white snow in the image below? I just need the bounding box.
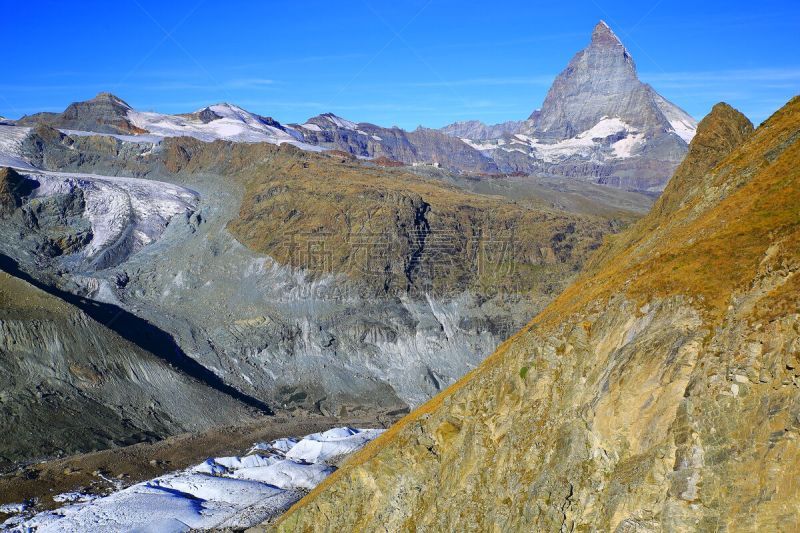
[461,137,498,151]
[300,123,322,132]
[611,131,646,158]
[0,125,36,170]
[7,427,383,532]
[252,437,298,454]
[231,460,334,490]
[652,91,698,143]
[322,114,359,130]
[576,117,628,139]
[0,128,198,266]
[667,117,696,143]
[127,104,322,151]
[486,117,645,162]
[0,503,27,515]
[25,170,198,262]
[52,493,96,504]
[285,427,384,464]
[61,129,164,145]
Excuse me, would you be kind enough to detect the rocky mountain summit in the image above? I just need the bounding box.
[17,93,146,136]
[442,21,698,191]
[270,96,800,531]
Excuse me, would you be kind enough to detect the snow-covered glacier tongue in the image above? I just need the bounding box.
[10,169,198,271]
[3,427,383,532]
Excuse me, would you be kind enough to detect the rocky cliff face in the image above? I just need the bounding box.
[16,93,146,135]
[438,119,530,141]
[270,97,800,531]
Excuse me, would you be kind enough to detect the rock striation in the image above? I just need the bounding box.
[0,267,256,468]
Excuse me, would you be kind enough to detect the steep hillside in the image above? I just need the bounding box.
[219,143,610,298]
[0,267,256,468]
[270,97,800,531]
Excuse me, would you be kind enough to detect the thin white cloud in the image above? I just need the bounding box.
[641,67,800,88]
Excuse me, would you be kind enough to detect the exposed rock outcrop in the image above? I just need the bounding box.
[16,93,146,135]
[270,97,800,531]
[0,167,37,215]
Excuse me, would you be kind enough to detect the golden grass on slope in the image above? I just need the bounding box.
[223,142,612,297]
[544,96,800,325]
[276,96,800,524]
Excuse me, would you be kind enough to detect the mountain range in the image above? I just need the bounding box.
[0,23,661,469]
[2,17,796,532]
[11,21,695,192]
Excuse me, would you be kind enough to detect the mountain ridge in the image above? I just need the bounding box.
[7,21,696,190]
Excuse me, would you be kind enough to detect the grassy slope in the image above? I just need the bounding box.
[218,144,623,297]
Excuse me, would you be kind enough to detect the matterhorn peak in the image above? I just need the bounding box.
[591,20,623,46]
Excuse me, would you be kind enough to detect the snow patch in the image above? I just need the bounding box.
[8,427,383,532]
[0,125,36,170]
[127,105,322,151]
[495,117,644,162]
[322,114,358,130]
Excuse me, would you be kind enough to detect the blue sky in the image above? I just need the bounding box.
[2,0,798,129]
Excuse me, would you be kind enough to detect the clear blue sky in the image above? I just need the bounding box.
[2,0,798,129]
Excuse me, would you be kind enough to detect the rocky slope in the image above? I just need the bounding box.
[270,97,800,531]
[0,267,256,468]
[0,121,641,428]
[16,93,146,135]
[442,21,697,192]
[438,119,530,141]
[291,114,499,173]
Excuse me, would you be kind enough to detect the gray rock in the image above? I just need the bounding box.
[16,93,143,135]
[439,119,531,141]
[442,21,698,192]
[292,114,499,174]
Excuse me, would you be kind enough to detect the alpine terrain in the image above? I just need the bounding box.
[442,21,698,192]
[1,7,794,531]
[271,97,800,531]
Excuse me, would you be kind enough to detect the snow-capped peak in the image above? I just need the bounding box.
[124,103,321,150]
[320,113,359,130]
